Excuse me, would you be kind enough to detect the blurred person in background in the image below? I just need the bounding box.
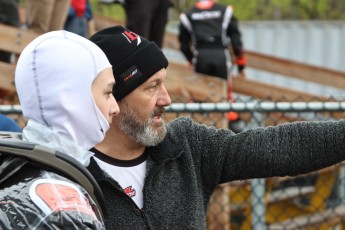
[178,0,246,131]
[0,0,20,63]
[178,0,246,80]
[26,0,70,33]
[0,114,21,132]
[178,2,247,227]
[123,0,173,48]
[99,0,173,48]
[65,0,93,37]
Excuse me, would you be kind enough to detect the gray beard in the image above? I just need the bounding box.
[118,101,167,146]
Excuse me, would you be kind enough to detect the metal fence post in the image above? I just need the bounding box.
[251,178,266,230]
[250,111,266,230]
[339,167,345,204]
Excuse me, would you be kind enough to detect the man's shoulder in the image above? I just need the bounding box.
[168,117,193,127]
[166,117,193,139]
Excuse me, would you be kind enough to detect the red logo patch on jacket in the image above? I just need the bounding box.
[124,186,136,197]
[29,179,97,219]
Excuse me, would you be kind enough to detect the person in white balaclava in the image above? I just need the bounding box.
[0,30,119,229]
[16,30,119,165]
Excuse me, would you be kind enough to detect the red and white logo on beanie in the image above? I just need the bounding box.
[121,31,142,46]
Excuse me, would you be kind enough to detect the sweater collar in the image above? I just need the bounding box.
[146,134,183,163]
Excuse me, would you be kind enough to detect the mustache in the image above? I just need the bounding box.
[152,107,165,118]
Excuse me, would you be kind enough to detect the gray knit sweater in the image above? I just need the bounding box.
[88,117,345,229]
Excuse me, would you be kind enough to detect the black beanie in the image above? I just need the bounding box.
[89,26,169,101]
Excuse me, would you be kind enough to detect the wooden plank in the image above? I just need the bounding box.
[167,61,345,124]
[167,61,227,102]
[163,30,180,50]
[0,62,16,97]
[0,24,38,98]
[168,60,325,102]
[167,61,345,121]
[0,24,38,54]
[246,50,345,89]
[232,77,324,101]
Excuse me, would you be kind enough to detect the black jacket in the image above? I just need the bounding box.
[178,2,244,64]
[0,154,105,229]
[88,117,345,229]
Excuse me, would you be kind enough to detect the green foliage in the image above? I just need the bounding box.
[89,0,125,20]
[224,0,259,20]
[20,0,345,21]
[172,0,345,21]
[20,0,343,21]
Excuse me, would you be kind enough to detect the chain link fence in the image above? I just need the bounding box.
[2,96,345,229]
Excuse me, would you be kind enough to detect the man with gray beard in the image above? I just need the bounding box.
[89,25,345,230]
[118,99,166,146]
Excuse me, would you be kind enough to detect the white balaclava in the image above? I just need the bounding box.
[15,30,112,164]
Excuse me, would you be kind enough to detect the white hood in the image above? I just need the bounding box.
[15,30,112,165]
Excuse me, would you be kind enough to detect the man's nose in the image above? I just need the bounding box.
[157,85,171,106]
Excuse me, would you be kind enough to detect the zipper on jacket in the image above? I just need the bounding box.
[141,149,184,228]
[140,211,152,229]
[140,162,166,229]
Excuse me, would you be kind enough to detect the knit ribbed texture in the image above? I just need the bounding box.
[90,26,168,100]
